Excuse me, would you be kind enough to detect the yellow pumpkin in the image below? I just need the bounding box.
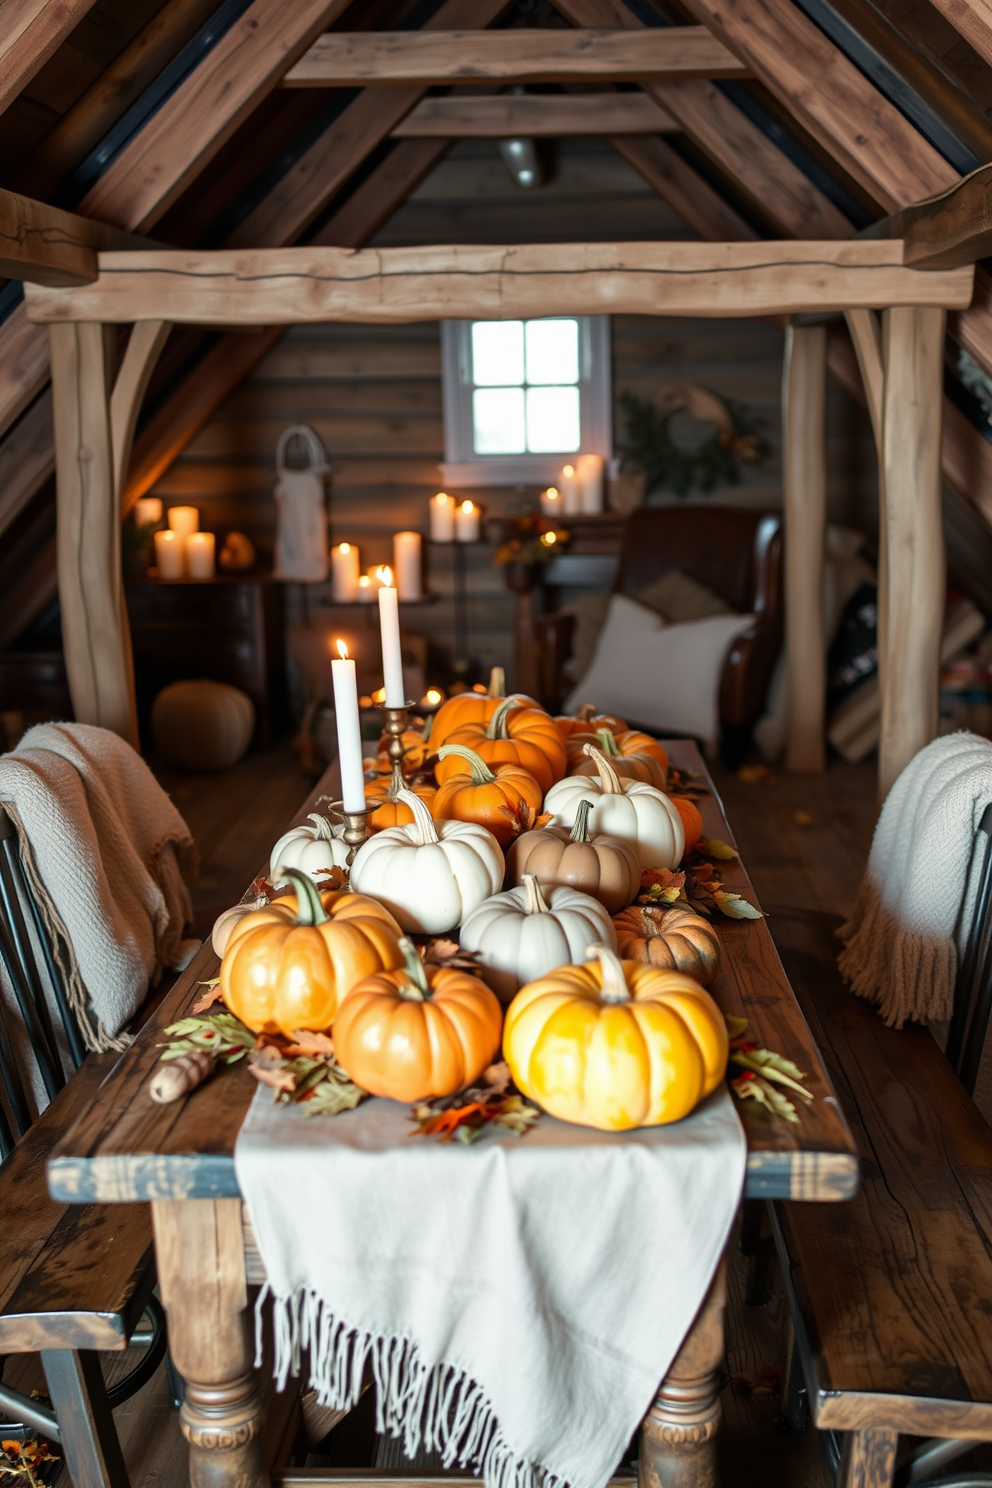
[220,870,405,1036]
[503,945,728,1131]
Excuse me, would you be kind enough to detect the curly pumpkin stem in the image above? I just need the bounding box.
[596,729,620,757]
[577,703,597,723]
[488,665,506,698]
[306,812,337,840]
[487,697,521,739]
[437,743,497,785]
[589,943,632,1004]
[569,799,595,844]
[397,936,430,1000]
[385,762,406,799]
[281,868,330,927]
[396,788,440,846]
[581,743,624,796]
[521,873,550,915]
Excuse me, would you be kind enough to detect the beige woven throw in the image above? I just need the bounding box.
[0,723,198,1057]
[838,731,992,1027]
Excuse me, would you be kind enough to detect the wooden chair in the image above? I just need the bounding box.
[534,506,783,758]
[760,803,992,1487]
[0,807,168,1488]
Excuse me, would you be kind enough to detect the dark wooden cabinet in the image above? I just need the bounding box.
[124,576,287,748]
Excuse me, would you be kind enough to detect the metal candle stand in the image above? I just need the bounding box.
[340,809,369,865]
[379,701,416,771]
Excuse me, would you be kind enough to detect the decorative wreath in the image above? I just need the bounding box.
[617,384,766,499]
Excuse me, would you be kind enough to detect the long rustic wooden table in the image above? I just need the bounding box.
[47,740,857,1488]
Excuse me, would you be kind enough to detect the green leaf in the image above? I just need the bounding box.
[701,837,738,861]
[298,1075,367,1117]
[732,1050,812,1100]
[712,890,764,920]
[732,1074,800,1124]
[724,1014,750,1041]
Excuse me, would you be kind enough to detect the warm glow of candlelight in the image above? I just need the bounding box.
[546,487,559,500]
[562,465,575,478]
[541,531,557,547]
[376,564,393,587]
[336,639,349,660]
[461,500,474,514]
[426,688,442,705]
[436,492,450,505]
[372,686,386,703]
[339,541,351,553]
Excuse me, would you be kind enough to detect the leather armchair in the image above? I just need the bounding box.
[536,506,783,752]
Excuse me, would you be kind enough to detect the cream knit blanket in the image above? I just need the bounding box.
[0,723,197,1055]
[838,731,992,1027]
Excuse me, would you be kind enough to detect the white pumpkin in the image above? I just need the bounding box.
[544,745,684,870]
[211,896,269,957]
[349,789,504,934]
[460,874,616,1002]
[270,812,349,881]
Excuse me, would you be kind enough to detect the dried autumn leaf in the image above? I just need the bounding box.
[285,1029,336,1057]
[422,937,484,970]
[699,837,738,861]
[724,1014,750,1042]
[641,867,686,891]
[712,890,764,921]
[247,1045,295,1093]
[733,1048,811,1097]
[190,980,224,1014]
[299,1074,366,1117]
[732,1072,800,1123]
[480,1060,512,1096]
[314,866,347,892]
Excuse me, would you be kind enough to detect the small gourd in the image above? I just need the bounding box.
[460,873,616,1002]
[270,812,348,881]
[612,904,720,986]
[507,799,640,915]
[544,745,684,870]
[432,744,543,845]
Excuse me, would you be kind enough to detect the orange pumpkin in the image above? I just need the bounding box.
[445,699,566,794]
[555,704,628,740]
[365,763,437,833]
[220,870,405,1037]
[613,903,719,984]
[333,938,503,1101]
[372,728,431,775]
[432,744,543,845]
[671,796,703,854]
[567,728,667,789]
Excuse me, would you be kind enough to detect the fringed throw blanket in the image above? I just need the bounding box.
[838,731,992,1027]
[235,1084,745,1488]
[0,723,198,1058]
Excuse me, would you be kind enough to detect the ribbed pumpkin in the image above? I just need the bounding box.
[333,938,503,1102]
[554,704,628,741]
[270,813,349,880]
[612,904,720,985]
[671,796,704,854]
[432,744,543,846]
[220,870,405,1037]
[370,729,431,776]
[503,945,728,1131]
[459,874,616,1002]
[365,764,437,833]
[544,745,684,870]
[566,728,667,788]
[443,698,566,794]
[507,798,641,915]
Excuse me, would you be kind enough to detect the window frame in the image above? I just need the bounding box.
[440,315,612,487]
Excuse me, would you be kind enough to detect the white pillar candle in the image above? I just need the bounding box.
[186,531,215,579]
[455,499,480,543]
[559,464,582,514]
[167,505,199,537]
[578,453,605,514]
[331,641,367,813]
[332,542,360,602]
[134,497,162,526]
[540,486,562,518]
[378,572,406,707]
[392,530,422,600]
[430,492,455,542]
[154,529,186,578]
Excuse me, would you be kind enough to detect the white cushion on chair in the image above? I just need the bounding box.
[564,595,755,753]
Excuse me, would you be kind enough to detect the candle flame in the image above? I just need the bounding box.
[562,464,575,477]
[540,531,557,547]
[545,487,559,500]
[358,575,371,588]
[376,564,393,587]
[336,639,349,660]
[425,688,442,705]
[372,687,386,703]
[461,500,474,514]
[435,492,450,505]
[339,542,351,553]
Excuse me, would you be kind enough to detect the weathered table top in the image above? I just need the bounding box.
[47,739,858,1205]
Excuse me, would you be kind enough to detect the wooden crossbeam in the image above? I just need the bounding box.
[23,243,974,325]
[282,28,749,86]
[392,91,678,137]
[862,162,992,270]
[924,0,992,72]
[0,188,156,287]
[0,0,97,117]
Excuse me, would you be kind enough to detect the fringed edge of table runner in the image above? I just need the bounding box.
[257,1284,567,1488]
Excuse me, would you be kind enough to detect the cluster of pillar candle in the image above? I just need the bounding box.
[149,504,216,579]
[540,455,605,517]
[429,493,481,543]
[331,530,424,603]
[329,568,407,813]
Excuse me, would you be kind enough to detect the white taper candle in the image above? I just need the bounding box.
[378,571,406,707]
[331,641,367,813]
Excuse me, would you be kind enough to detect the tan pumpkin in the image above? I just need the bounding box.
[612,904,720,986]
[151,679,255,770]
[567,728,667,789]
[507,799,641,915]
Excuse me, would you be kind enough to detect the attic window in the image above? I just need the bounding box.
[440,316,611,486]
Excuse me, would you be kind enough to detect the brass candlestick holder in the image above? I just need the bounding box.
[380,700,416,772]
[341,808,369,865]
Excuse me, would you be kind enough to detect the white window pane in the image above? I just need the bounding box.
[472,322,524,386]
[473,387,526,453]
[525,319,579,385]
[526,385,581,452]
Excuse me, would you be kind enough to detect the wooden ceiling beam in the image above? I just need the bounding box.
[609,134,758,241]
[0,0,97,117]
[23,243,974,325]
[862,161,992,269]
[0,187,157,286]
[922,0,992,73]
[391,91,679,137]
[283,27,749,86]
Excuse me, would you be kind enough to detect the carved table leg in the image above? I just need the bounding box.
[639,1257,727,1488]
[838,1428,898,1488]
[152,1198,270,1488]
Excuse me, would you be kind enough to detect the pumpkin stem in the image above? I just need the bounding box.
[577,703,597,723]
[588,944,632,1004]
[486,697,520,740]
[581,743,625,796]
[569,798,595,844]
[437,743,496,785]
[396,788,440,846]
[596,728,620,757]
[488,665,506,698]
[421,711,434,744]
[521,873,550,916]
[306,812,336,840]
[386,762,406,800]
[397,936,430,1000]
[281,868,330,927]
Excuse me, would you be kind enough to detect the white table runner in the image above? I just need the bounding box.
[236,1084,746,1488]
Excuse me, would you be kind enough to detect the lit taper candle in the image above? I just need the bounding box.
[378,567,406,707]
[331,640,367,813]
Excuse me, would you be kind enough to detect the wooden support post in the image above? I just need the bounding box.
[783,322,827,773]
[639,1257,727,1488]
[878,307,946,799]
[48,322,139,748]
[844,309,886,706]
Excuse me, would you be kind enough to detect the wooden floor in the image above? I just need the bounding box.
[40,744,880,1488]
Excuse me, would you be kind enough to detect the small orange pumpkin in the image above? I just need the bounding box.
[555,704,628,741]
[432,744,543,845]
[567,728,667,789]
[612,903,720,985]
[365,763,437,833]
[333,938,503,1101]
[372,728,431,775]
[671,796,704,854]
[445,698,566,794]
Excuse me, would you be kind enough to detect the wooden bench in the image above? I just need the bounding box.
[765,904,992,1488]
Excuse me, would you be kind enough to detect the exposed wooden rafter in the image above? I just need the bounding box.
[609,135,758,242]
[863,161,992,269]
[0,0,97,117]
[923,0,992,72]
[0,187,156,286]
[282,27,749,86]
[392,91,678,138]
